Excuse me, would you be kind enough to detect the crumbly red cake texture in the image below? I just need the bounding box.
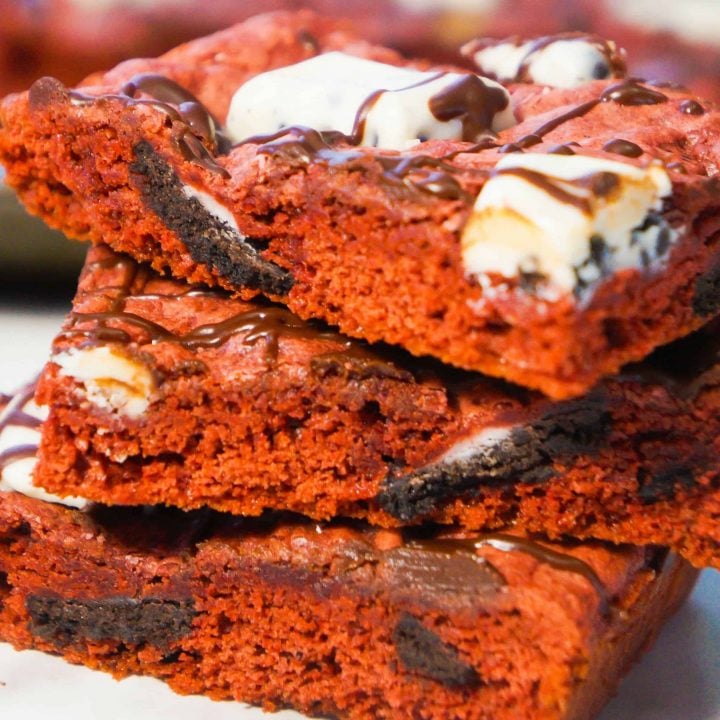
[1,12,720,398]
[29,245,720,568]
[0,490,698,720]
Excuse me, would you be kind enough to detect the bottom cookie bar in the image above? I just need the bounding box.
[0,490,696,720]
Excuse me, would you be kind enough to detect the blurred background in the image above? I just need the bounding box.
[1,0,719,293]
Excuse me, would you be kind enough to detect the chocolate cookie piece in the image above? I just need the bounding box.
[26,595,196,648]
[0,490,699,719]
[130,140,294,296]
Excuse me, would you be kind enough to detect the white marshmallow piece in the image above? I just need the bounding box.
[0,396,88,508]
[470,38,621,88]
[54,346,156,419]
[461,153,676,300]
[226,52,514,150]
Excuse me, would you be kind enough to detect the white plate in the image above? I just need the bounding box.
[0,308,718,720]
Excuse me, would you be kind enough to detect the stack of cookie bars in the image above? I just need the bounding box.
[1,11,719,719]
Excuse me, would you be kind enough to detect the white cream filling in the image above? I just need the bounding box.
[54,346,156,419]
[0,397,88,509]
[436,426,512,465]
[226,52,514,150]
[607,0,720,47]
[462,153,677,299]
[181,185,241,233]
[470,38,621,88]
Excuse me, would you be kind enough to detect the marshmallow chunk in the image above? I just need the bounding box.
[468,37,625,88]
[462,154,676,299]
[226,51,514,150]
[54,346,156,419]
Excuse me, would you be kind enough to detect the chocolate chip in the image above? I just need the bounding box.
[393,613,480,688]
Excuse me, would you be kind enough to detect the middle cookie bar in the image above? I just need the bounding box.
[32,245,720,568]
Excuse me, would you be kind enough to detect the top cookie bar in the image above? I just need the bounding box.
[1,11,720,398]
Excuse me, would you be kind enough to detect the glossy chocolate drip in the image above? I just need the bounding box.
[679,100,705,116]
[69,74,229,177]
[600,79,668,106]
[428,74,509,142]
[602,139,643,158]
[515,98,600,149]
[547,143,577,155]
[63,254,407,377]
[255,126,469,201]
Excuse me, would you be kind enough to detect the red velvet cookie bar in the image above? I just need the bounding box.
[21,245,720,568]
[0,489,698,720]
[2,12,720,398]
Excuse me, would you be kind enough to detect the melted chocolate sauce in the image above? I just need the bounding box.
[602,139,644,158]
[405,531,610,613]
[62,64,681,212]
[62,255,408,378]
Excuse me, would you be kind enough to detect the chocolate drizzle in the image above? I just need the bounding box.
[68,73,230,177]
[0,381,40,472]
[428,74,509,142]
[61,252,409,380]
[493,166,620,213]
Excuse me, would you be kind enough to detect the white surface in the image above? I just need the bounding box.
[0,304,718,719]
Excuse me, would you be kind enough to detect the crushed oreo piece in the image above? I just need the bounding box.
[130,140,294,296]
[26,595,196,648]
[378,395,610,521]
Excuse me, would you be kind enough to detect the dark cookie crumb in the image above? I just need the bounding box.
[693,261,720,317]
[26,595,196,648]
[637,464,697,504]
